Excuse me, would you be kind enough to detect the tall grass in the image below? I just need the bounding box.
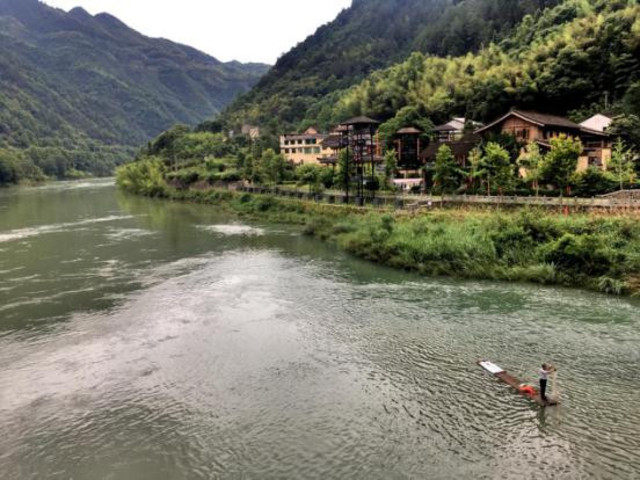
[116,169,640,296]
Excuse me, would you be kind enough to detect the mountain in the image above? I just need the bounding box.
[222,0,561,132]
[328,0,640,130]
[0,0,268,179]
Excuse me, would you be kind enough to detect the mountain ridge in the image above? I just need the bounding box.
[222,0,562,132]
[0,0,269,179]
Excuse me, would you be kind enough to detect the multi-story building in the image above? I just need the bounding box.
[474,110,612,171]
[433,117,483,142]
[280,127,335,165]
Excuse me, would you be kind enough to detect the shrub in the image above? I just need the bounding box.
[571,167,618,197]
[542,233,620,276]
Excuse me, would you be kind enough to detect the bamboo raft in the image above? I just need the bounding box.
[477,360,558,406]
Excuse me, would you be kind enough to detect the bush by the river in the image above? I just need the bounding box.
[116,168,640,297]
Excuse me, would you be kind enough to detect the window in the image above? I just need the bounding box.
[313,147,321,154]
[588,156,603,167]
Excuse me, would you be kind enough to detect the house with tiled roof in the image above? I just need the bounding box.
[433,117,483,142]
[475,110,612,171]
[280,127,337,165]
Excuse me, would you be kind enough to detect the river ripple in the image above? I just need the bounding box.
[0,180,639,479]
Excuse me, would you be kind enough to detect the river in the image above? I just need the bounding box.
[0,180,639,479]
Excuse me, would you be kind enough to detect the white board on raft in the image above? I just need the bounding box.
[478,361,505,375]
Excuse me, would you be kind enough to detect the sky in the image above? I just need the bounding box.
[42,0,352,65]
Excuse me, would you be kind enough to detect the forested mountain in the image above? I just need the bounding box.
[222,0,561,131]
[0,0,268,182]
[329,0,640,129]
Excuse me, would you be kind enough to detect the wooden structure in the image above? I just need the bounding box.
[477,360,557,406]
[340,116,381,202]
[395,127,423,169]
[475,110,612,171]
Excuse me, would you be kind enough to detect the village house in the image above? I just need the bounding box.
[420,133,482,168]
[433,117,483,142]
[474,110,613,171]
[420,117,483,167]
[279,127,336,165]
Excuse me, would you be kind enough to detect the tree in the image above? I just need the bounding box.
[481,142,515,195]
[608,138,636,191]
[467,147,484,192]
[296,164,324,193]
[383,148,397,190]
[434,144,463,194]
[609,114,640,153]
[542,135,582,194]
[517,142,544,196]
[256,149,286,185]
[337,149,355,195]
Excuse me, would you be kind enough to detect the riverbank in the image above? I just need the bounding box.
[116,169,640,296]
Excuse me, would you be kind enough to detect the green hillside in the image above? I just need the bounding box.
[0,0,268,183]
[222,0,561,132]
[327,0,640,128]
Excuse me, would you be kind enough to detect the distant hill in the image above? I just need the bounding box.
[0,0,268,179]
[325,0,640,129]
[222,0,560,132]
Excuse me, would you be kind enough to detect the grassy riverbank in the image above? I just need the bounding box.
[117,165,640,296]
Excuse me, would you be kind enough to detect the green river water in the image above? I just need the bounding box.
[0,179,639,479]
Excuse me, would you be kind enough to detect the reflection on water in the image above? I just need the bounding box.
[0,180,639,479]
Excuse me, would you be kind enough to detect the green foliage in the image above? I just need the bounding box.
[254,149,287,185]
[543,233,620,276]
[296,164,325,193]
[0,0,267,183]
[571,167,618,196]
[377,106,434,147]
[542,135,583,192]
[337,149,355,194]
[223,0,562,131]
[116,157,167,197]
[608,138,637,190]
[0,147,44,184]
[321,1,640,131]
[383,149,398,189]
[610,114,640,153]
[517,142,544,195]
[434,145,463,193]
[482,142,515,194]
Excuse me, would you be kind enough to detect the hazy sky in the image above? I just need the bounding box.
[42,0,352,64]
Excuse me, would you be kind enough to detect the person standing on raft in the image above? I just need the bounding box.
[539,363,556,404]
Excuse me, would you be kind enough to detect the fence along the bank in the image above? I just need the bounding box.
[235,186,640,211]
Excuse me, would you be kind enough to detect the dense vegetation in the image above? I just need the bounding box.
[116,164,640,297]
[318,0,640,130]
[222,0,561,132]
[0,0,268,185]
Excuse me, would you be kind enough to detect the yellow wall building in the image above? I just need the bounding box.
[280,127,335,165]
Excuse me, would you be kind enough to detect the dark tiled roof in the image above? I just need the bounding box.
[321,134,344,149]
[475,110,581,134]
[282,133,326,140]
[341,116,381,126]
[420,134,481,161]
[514,111,581,129]
[433,124,460,132]
[397,127,423,134]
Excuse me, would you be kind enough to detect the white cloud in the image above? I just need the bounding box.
[41,0,352,64]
